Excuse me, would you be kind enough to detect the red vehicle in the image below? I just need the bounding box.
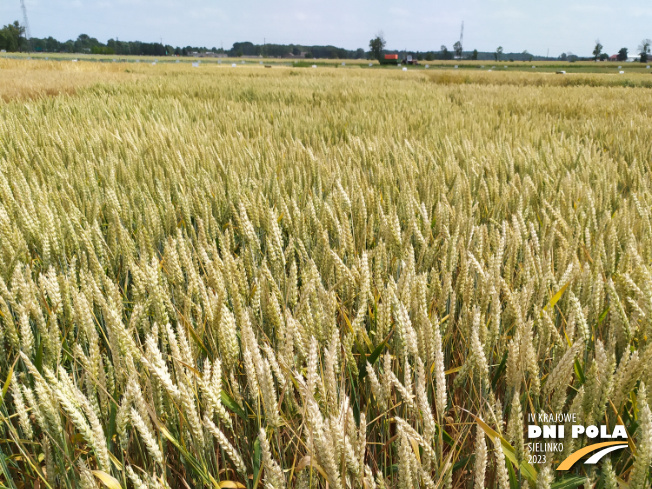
[381,53,418,65]
[382,53,399,65]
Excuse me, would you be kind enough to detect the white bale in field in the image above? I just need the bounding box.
[647,65,650,69]
[402,67,407,71]
[369,63,373,67]
[342,62,345,66]
[312,64,317,68]
[619,70,624,74]
[72,59,77,62]
[532,65,536,68]
[618,65,622,69]
[192,62,199,67]
[454,65,458,68]
[425,64,429,68]
[231,63,237,67]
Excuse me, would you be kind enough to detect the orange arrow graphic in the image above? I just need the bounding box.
[557,441,627,470]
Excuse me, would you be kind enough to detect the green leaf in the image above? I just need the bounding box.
[35,339,43,373]
[184,322,209,357]
[1,365,13,401]
[0,445,18,489]
[359,329,392,381]
[596,306,610,326]
[451,455,471,473]
[252,438,261,488]
[573,358,585,385]
[221,391,246,422]
[159,426,219,487]
[349,368,360,425]
[492,350,508,390]
[435,425,456,446]
[369,330,393,365]
[551,475,588,489]
[107,403,117,451]
[507,458,518,489]
[91,470,122,489]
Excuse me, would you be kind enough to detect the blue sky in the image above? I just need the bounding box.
[2,0,651,56]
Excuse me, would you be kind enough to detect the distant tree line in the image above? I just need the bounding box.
[0,21,563,62]
[0,21,219,56]
[5,20,649,63]
[27,34,173,56]
[0,22,362,58]
[229,41,364,58]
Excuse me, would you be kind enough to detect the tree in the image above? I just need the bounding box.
[453,41,462,59]
[639,39,651,63]
[440,45,452,60]
[471,49,478,60]
[494,46,503,61]
[0,21,24,52]
[74,34,101,53]
[425,51,434,61]
[617,47,628,61]
[593,40,603,61]
[354,48,365,59]
[369,32,385,62]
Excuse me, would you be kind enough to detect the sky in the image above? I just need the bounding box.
[1,0,651,57]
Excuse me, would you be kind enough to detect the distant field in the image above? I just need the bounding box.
[5,52,652,73]
[0,58,139,101]
[1,60,652,489]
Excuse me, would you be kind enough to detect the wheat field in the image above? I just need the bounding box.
[1,61,652,489]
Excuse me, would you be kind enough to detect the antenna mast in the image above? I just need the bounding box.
[459,21,464,53]
[20,0,32,51]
